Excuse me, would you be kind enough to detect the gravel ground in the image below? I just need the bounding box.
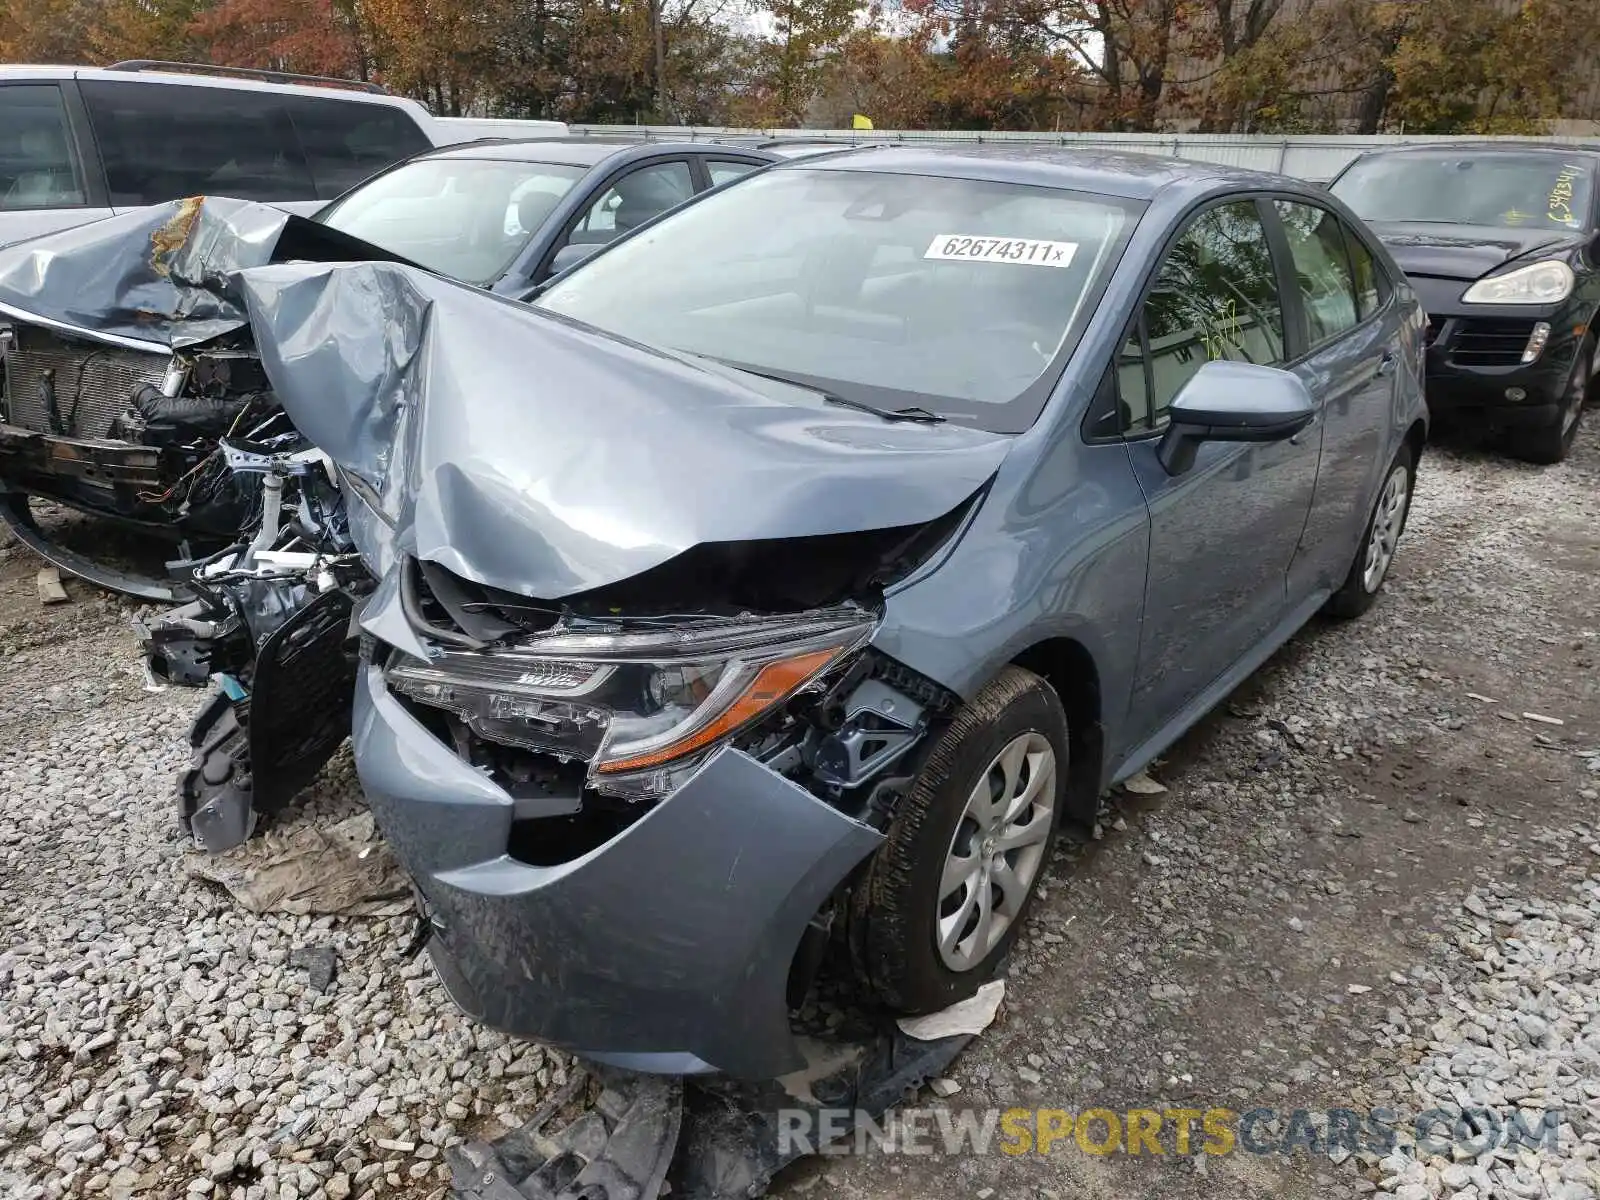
[1,425,1597,1200]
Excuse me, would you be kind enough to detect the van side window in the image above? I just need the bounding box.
[81,80,315,205]
[0,85,86,211]
[287,98,432,198]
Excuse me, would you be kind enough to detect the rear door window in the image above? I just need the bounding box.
[1341,222,1388,320]
[81,80,315,205]
[1274,200,1360,347]
[566,160,695,247]
[0,84,86,211]
[707,159,760,186]
[286,98,432,198]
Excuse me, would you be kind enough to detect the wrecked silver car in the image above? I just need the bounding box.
[0,199,390,846]
[0,196,413,600]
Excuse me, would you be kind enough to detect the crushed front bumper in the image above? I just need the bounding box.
[351,662,885,1081]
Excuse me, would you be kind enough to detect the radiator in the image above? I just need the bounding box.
[2,325,170,439]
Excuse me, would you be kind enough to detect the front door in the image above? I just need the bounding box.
[1119,198,1323,739]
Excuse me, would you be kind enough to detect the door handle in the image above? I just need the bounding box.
[1376,350,1397,377]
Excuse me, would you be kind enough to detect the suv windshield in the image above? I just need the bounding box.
[318,158,586,283]
[1332,153,1594,231]
[536,168,1140,431]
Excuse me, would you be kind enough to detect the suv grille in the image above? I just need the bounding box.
[1448,318,1538,368]
[1,325,168,439]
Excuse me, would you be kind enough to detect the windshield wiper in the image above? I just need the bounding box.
[712,360,948,424]
[823,394,948,424]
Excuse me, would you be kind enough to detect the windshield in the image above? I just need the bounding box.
[536,168,1141,431]
[1332,154,1594,231]
[318,158,586,284]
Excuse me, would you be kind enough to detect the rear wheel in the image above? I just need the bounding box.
[1325,445,1414,620]
[1510,336,1590,465]
[851,666,1067,1014]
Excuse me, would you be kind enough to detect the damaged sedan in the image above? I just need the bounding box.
[40,147,1425,1084]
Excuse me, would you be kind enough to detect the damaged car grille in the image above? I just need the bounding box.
[2,326,170,439]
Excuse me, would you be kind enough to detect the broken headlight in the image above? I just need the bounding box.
[387,607,875,796]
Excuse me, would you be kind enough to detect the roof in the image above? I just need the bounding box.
[415,138,775,168]
[0,64,428,112]
[1346,140,1600,161]
[785,143,1307,202]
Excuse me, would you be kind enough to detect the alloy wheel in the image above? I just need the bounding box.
[936,731,1056,972]
[1362,464,1410,594]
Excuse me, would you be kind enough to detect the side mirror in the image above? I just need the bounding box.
[549,242,604,276]
[1158,360,1316,476]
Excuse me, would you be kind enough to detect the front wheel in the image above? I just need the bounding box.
[1510,336,1590,465]
[851,666,1068,1014]
[1324,446,1414,620]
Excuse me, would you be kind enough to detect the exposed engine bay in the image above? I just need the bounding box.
[137,433,371,851]
[140,433,966,879]
[0,195,421,600]
[0,319,291,597]
[140,435,968,1022]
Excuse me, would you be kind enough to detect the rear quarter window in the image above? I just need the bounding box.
[286,98,433,198]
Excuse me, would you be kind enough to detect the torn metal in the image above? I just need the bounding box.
[234,260,1011,600]
[0,197,413,599]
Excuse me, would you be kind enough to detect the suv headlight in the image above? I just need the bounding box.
[387,607,875,787]
[1461,260,1575,305]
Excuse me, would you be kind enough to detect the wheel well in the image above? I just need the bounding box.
[1405,418,1427,467]
[1010,638,1103,829]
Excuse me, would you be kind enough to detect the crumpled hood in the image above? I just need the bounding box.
[1366,220,1586,283]
[0,195,418,350]
[236,260,1012,600]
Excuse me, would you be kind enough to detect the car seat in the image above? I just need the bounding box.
[4,128,78,207]
[517,187,565,237]
[611,169,691,235]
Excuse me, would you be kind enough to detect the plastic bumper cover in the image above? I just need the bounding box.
[351,662,885,1081]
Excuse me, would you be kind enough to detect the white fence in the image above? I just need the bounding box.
[567,127,1600,182]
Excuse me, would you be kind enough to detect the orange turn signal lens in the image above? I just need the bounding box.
[595,648,839,774]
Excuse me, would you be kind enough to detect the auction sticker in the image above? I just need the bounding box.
[925,234,1078,267]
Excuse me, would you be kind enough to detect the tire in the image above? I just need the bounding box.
[1324,445,1415,620]
[851,665,1068,1014]
[1510,336,1591,465]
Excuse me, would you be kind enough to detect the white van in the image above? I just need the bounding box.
[0,62,569,245]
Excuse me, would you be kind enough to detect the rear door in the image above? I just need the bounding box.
[0,81,111,245]
[1273,198,1401,598]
